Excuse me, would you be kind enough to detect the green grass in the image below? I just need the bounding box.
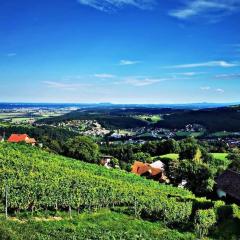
[11,117,33,123]
[159,153,179,160]
[211,153,228,161]
[175,131,205,137]
[159,153,228,161]
[0,210,195,240]
[136,115,162,123]
[210,131,232,137]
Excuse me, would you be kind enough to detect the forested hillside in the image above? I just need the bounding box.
[156,106,240,132]
[0,143,240,239]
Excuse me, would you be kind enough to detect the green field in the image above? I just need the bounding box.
[159,153,228,161]
[0,113,23,119]
[159,153,179,160]
[136,115,162,123]
[210,131,233,137]
[0,210,195,240]
[175,131,205,137]
[211,153,228,161]
[11,117,34,123]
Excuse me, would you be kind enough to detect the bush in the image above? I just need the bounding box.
[194,208,217,238]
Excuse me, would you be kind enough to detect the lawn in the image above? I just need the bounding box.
[159,153,179,160]
[159,153,228,161]
[211,153,228,161]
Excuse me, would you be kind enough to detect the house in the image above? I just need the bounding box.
[217,170,240,202]
[131,160,168,183]
[0,132,6,142]
[8,134,36,146]
[131,161,150,175]
[100,155,113,169]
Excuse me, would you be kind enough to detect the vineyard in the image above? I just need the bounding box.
[0,143,240,239]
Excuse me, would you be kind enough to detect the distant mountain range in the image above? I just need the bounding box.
[0,102,240,110]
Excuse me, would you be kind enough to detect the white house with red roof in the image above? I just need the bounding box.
[8,134,36,146]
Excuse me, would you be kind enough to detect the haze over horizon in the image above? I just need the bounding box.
[1,0,240,103]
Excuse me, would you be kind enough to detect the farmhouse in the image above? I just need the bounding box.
[8,134,36,146]
[100,155,113,169]
[131,160,168,183]
[217,170,240,202]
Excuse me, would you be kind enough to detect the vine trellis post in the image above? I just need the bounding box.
[5,185,8,219]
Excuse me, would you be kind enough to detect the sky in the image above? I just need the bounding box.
[0,0,240,104]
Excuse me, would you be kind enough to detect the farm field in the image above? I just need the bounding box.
[136,114,162,123]
[175,131,205,137]
[0,210,195,240]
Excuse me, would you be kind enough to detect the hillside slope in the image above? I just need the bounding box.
[0,143,240,239]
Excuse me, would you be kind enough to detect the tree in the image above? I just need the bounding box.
[227,152,240,172]
[65,136,99,163]
[141,141,158,156]
[194,209,217,238]
[158,139,180,155]
[169,159,215,195]
[179,137,204,163]
[132,152,152,163]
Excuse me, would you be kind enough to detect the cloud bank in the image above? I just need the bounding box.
[168,61,238,68]
[169,0,240,20]
[77,0,155,12]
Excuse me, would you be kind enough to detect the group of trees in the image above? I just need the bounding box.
[101,137,234,196]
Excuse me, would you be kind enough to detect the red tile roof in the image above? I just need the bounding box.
[8,134,36,144]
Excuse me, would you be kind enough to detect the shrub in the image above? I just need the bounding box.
[194,208,217,238]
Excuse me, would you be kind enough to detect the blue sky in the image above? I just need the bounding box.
[0,0,240,103]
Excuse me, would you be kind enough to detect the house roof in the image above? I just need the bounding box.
[131,161,150,175]
[217,170,240,201]
[8,134,29,142]
[131,161,163,176]
[26,138,36,144]
[150,160,165,170]
[148,167,162,176]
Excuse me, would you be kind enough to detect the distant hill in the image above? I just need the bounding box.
[36,105,240,132]
[0,102,239,110]
[155,105,240,132]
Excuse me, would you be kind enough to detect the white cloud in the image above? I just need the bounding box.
[167,61,238,69]
[200,86,211,90]
[216,88,225,93]
[94,73,116,79]
[43,81,91,90]
[119,59,141,65]
[118,76,169,86]
[171,72,204,76]
[6,53,17,57]
[169,0,240,20]
[77,0,155,12]
[215,73,240,79]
